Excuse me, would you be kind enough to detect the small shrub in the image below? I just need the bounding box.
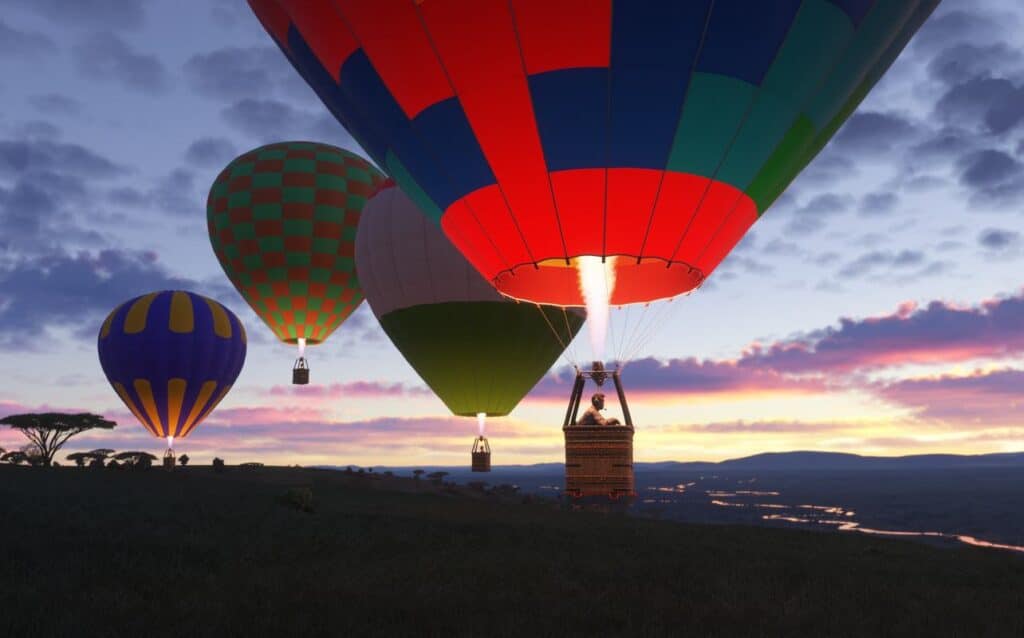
[283,487,314,513]
[212,458,225,473]
[178,454,190,467]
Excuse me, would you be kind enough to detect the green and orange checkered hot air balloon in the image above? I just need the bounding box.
[207,141,386,384]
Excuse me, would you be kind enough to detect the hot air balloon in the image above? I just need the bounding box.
[250,0,936,494]
[207,141,386,384]
[247,0,937,311]
[97,290,247,464]
[356,183,584,470]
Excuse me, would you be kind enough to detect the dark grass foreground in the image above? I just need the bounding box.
[1,466,1021,637]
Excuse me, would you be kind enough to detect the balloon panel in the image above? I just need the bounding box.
[98,291,247,440]
[207,141,386,343]
[355,184,504,317]
[250,0,937,306]
[380,301,582,417]
[357,185,583,416]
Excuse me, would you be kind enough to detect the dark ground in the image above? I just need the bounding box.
[1,465,1022,637]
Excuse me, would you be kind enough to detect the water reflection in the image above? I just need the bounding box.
[682,478,1024,555]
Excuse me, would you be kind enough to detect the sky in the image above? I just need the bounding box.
[2,0,1024,467]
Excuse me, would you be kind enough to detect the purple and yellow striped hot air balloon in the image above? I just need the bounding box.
[97,290,247,461]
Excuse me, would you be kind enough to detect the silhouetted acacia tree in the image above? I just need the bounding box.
[179,454,190,467]
[0,413,116,466]
[113,451,157,469]
[2,451,30,465]
[68,449,115,468]
[2,448,25,464]
[67,452,89,467]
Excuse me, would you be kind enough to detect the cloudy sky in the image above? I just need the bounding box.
[2,0,1023,467]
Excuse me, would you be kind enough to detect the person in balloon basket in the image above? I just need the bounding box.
[578,393,620,426]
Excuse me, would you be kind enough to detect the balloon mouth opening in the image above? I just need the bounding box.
[282,336,322,346]
[492,255,703,307]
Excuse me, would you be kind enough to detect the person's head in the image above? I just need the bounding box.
[591,393,605,409]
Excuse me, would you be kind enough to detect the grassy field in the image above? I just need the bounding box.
[1,465,1021,637]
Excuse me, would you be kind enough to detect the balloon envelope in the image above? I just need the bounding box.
[356,184,583,416]
[250,0,937,306]
[97,290,247,440]
[207,141,386,344]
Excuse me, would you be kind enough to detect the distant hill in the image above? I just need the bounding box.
[321,450,1024,476]
[711,450,1024,471]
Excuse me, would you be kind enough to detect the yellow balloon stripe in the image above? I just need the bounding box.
[124,293,158,334]
[184,384,232,437]
[179,380,217,437]
[100,304,122,340]
[132,378,165,437]
[166,378,187,438]
[203,298,232,338]
[113,381,156,437]
[169,291,194,334]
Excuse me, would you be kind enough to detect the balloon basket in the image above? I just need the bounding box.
[292,357,309,385]
[163,449,175,470]
[562,364,635,500]
[471,436,491,472]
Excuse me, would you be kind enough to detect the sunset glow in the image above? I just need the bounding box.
[0,1,1020,471]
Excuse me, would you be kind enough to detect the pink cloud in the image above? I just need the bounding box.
[876,368,1024,425]
[669,421,847,434]
[61,414,561,465]
[531,356,826,399]
[206,405,332,425]
[738,291,1024,374]
[265,381,433,400]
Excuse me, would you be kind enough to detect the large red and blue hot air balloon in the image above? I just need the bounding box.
[97,290,247,458]
[248,0,938,310]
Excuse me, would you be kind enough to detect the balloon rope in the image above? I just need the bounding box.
[560,306,579,365]
[624,297,681,364]
[535,304,575,367]
[621,303,653,365]
[615,300,637,364]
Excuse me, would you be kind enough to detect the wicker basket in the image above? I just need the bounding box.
[563,424,635,499]
[471,436,491,472]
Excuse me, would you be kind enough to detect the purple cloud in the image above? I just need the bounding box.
[532,356,825,399]
[877,368,1024,425]
[738,293,1024,374]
